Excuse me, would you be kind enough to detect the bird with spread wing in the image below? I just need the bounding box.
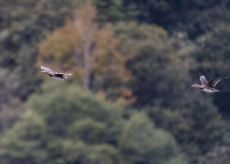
[40,65,73,80]
[191,75,228,93]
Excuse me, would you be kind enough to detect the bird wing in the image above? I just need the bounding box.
[206,77,228,87]
[40,65,57,74]
[200,75,208,86]
[54,73,73,77]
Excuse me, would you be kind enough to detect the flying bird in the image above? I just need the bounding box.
[40,65,73,80]
[191,75,228,93]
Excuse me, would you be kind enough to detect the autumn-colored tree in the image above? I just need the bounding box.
[73,0,96,91]
[38,0,132,102]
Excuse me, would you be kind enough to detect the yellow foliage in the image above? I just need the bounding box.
[37,0,133,103]
[93,24,131,84]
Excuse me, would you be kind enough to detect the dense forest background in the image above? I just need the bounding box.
[0,0,230,164]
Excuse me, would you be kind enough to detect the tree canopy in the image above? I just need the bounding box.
[0,82,187,164]
[1,0,230,164]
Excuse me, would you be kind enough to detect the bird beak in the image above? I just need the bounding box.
[191,85,194,87]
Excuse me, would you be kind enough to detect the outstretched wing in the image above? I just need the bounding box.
[54,73,73,77]
[40,65,57,74]
[206,77,228,87]
[200,75,208,86]
[56,73,73,76]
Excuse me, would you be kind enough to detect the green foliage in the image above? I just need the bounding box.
[63,141,123,164]
[92,0,139,23]
[115,22,195,108]
[0,110,47,164]
[29,81,123,143]
[145,103,230,155]
[0,82,124,164]
[1,0,230,163]
[115,22,230,156]
[0,0,81,131]
[0,81,186,164]
[68,118,107,143]
[0,0,76,99]
[119,112,187,164]
[95,0,230,38]
[192,27,230,118]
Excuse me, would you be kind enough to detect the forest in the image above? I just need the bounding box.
[0,0,230,164]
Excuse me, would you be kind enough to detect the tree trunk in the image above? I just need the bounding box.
[83,42,91,91]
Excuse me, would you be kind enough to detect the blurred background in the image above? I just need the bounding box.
[0,0,230,164]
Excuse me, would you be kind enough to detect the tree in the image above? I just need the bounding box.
[38,1,132,102]
[28,81,123,140]
[192,27,230,118]
[92,0,139,23]
[119,112,187,164]
[73,0,96,90]
[0,81,125,164]
[94,0,230,38]
[0,110,47,164]
[115,22,230,158]
[0,81,189,164]
[115,22,195,108]
[0,0,79,132]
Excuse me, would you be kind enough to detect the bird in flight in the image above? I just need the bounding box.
[191,75,228,93]
[40,65,73,80]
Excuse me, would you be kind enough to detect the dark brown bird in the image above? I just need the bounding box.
[40,65,73,80]
[191,75,228,93]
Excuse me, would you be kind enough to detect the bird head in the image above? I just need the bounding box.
[191,83,200,88]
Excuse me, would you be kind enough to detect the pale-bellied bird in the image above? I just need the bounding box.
[40,65,73,80]
[191,75,228,93]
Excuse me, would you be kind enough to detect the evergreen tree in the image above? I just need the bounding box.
[0,81,186,164]
[119,112,187,164]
